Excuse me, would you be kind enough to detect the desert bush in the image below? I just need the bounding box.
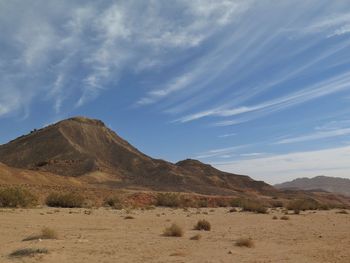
[286,198,320,212]
[271,200,284,208]
[156,193,182,207]
[163,223,184,237]
[241,200,267,214]
[194,219,211,231]
[272,215,278,220]
[45,192,84,208]
[124,215,135,219]
[105,196,123,209]
[9,248,48,258]
[235,238,254,248]
[229,198,244,207]
[280,215,289,220]
[0,187,37,208]
[197,199,209,208]
[215,199,230,207]
[23,227,58,241]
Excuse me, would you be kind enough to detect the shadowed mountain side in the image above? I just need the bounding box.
[0,116,275,195]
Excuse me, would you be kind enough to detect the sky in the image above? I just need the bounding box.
[1,0,350,184]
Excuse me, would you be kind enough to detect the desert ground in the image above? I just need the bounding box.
[0,207,349,263]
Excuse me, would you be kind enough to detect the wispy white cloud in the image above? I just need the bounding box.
[213,145,350,184]
[194,144,250,159]
[276,128,350,144]
[218,132,236,138]
[176,71,350,124]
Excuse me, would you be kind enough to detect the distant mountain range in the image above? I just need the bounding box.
[275,176,350,196]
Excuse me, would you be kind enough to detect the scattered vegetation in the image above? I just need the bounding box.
[0,187,37,208]
[280,215,290,220]
[105,196,124,210]
[194,219,211,231]
[163,223,184,237]
[45,192,84,208]
[9,248,48,258]
[23,227,58,241]
[235,238,254,248]
[190,234,202,240]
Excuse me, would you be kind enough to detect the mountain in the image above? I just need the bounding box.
[275,176,350,197]
[0,116,274,195]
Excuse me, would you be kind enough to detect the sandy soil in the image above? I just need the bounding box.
[0,207,349,263]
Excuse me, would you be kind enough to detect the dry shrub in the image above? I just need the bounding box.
[197,199,209,208]
[194,219,211,231]
[229,208,237,213]
[280,215,289,220]
[156,193,182,207]
[163,223,184,237]
[0,187,37,208]
[124,216,135,219]
[241,200,267,214]
[105,196,124,210]
[23,227,58,241]
[287,198,321,212]
[229,198,267,214]
[272,215,278,220]
[190,234,202,240]
[46,192,84,208]
[214,198,230,207]
[235,238,254,248]
[9,248,48,258]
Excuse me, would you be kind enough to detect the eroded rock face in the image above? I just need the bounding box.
[0,116,275,195]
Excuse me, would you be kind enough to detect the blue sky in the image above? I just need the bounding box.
[1,0,350,184]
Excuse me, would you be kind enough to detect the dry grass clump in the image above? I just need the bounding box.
[0,187,37,208]
[9,248,48,258]
[280,215,290,220]
[163,223,184,237]
[105,196,124,210]
[46,192,84,208]
[190,234,202,240]
[272,215,278,220]
[124,215,135,219]
[23,227,58,241]
[235,238,254,248]
[194,219,211,231]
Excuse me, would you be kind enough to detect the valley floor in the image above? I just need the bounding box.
[0,207,349,263]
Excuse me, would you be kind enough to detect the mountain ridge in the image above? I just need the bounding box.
[0,116,274,195]
[275,175,350,197]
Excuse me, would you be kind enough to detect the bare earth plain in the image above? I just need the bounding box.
[0,207,349,263]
